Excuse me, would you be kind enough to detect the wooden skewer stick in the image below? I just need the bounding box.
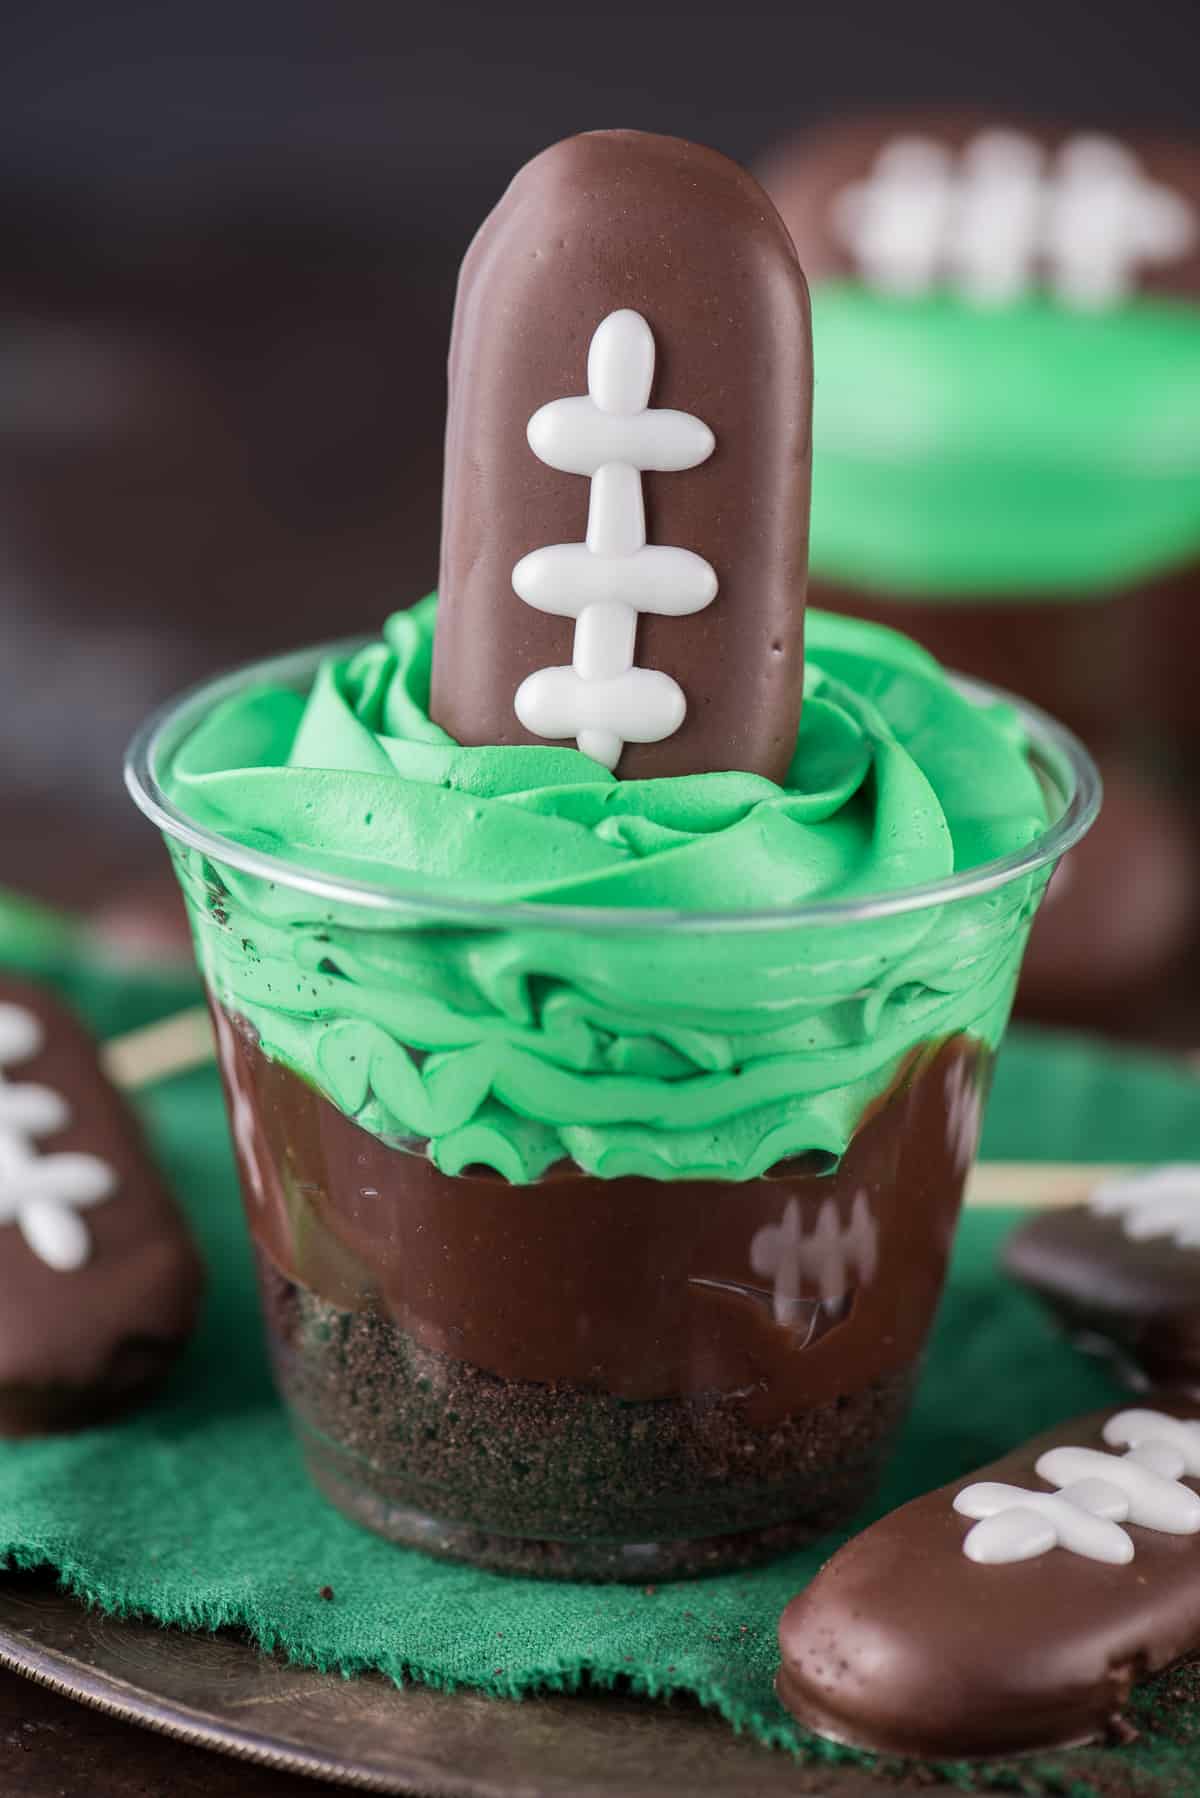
[101,1005,214,1091]
[98,1009,1150,1213]
[964,1161,1138,1211]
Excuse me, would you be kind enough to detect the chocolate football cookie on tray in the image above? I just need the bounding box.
[1006,1166,1200,1393]
[0,972,204,1435]
[777,1399,1200,1757]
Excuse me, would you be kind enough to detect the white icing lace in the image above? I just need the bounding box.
[749,1191,877,1326]
[835,132,1195,308]
[955,1409,1200,1564]
[513,309,716,769]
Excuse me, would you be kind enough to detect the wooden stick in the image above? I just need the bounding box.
[101,1006,214,1091]
[99,1010,1148,1214]
[965,1161,1138,1210]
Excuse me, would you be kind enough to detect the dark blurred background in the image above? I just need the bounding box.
[2,0,1196,942]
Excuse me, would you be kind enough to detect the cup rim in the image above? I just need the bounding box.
[125,631,1101,935]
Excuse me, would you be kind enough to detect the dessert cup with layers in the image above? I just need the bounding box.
[127,602,1098,1579]
[757,116,1200,1019]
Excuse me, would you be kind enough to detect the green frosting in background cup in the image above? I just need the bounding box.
[809,284,1200,598]
[127,598,1095,1185]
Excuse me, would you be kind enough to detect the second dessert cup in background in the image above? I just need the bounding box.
[127,599,1098,1579]
[758,115,1200,1021]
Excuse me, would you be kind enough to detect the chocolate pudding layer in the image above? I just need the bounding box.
[217,1007,986,1577]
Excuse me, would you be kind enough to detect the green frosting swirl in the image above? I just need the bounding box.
[810,283,1200,598]
[164,596,1050,1182]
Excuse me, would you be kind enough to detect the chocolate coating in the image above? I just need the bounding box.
[215,1005,984,1574]
[777,1396,1200,1758]
[431,129,812,782]
[0,974,204,1435]
[1006,1203,1200,1392]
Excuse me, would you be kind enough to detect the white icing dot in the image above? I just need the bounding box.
[0,1004,44,1068]
[833,137,955,297]
[1104,1408,1200,1476]
[955,1408,1200,1565]
[19,1195,92,1273]
[0,1083,71,1137]
[0,1001,116,1271]
[513,308,717,770]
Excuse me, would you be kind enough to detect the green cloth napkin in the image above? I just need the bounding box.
[4,909,1200,1793]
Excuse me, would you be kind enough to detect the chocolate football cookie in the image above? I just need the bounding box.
[432,128,813,782]
[1006,1166,1200,1392]
[761,114,1198,302]
[778,1398,1200,1756]
[0,973,204,1434]
[757,112,1200,726]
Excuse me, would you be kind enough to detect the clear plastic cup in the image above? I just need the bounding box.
[127,642,1098,1580]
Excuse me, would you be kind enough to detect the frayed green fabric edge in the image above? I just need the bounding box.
[13,1546,1200,1798]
